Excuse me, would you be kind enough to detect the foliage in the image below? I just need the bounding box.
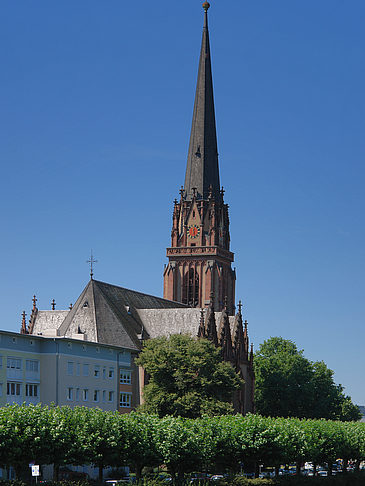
[119,412,162,479]
[80,407,121,481]
[135,334,242,418]
[254,337,361,421]
[0,404,364,479]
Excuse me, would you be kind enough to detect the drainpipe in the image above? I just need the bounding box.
[54,339,59,406]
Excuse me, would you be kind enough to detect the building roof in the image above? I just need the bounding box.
[31,310,69,335]
[137,307,236,340]
[30,279,188,351]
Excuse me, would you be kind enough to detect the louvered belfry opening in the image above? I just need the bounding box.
[182,268,199,307]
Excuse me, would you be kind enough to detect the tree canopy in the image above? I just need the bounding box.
[254,337,361,421]
[135,334,242,418]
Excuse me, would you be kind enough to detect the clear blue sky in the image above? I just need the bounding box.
[1,1,364,404]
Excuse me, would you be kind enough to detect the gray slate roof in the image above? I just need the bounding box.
[32,310,69,335]
[31,280,188,351]
[29,279,237,351]
[138,308,236,340]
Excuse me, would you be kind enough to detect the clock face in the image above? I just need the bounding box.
[188,224,200,239]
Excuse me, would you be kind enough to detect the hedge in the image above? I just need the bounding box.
[0,405,363,480]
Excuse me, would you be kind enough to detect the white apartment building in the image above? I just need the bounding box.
[0,330,137,412]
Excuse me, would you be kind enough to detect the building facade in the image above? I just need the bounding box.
[0,330,135,413]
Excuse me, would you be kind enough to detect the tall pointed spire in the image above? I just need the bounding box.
[184,2,220,201]
[164,2,236,315]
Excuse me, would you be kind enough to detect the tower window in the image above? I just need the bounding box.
[182,268,199,307]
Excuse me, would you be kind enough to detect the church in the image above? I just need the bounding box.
[21,2,255,414]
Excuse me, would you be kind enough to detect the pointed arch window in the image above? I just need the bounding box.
[182,268,199,307]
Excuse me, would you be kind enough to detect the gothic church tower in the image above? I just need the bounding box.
[164,2,236,314]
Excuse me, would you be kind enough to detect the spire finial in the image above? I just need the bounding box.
[32,295,37,311]
[51,299,56,310]
[238,300,242,316]
[87,250,98,279]
[21,311,27,334]
[203,1,210,12]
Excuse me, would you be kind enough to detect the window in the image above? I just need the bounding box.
[103,368,106,379]
[7,382,21,396]
[75,388,80,401]
[67,387,73,401]
[182,268,199,307]
[67,361,74,376]
[83,389,88,401]
[108,391,114,402]
[7,357,21,370]
[119,393,131,408]
[108,367,114,379]
[83,364,89,377]
[102,390,106,402]
[120,369,132,384]
[26,384,38,397]
[26,360,39,372]
[94,365,100,377]
[93,390,100,402]
[76,363,80,376]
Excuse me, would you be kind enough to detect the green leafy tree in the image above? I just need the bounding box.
[80,408,121,482]
[119,412,162,480]
[0,404,54,478]
[254,337,361,421]
[48,406,90,480]
[155,416,205,478]
[136,334,242,418]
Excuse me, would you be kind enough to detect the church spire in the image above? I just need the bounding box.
[164,3,235,314]
[184,2,220,201]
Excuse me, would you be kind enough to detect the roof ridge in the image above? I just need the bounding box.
[93,279,188,307]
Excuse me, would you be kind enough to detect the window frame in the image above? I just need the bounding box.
[119,392,131,408]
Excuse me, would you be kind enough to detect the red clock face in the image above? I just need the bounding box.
[188,224,200,239]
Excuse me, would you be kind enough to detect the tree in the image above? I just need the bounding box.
[254,337,361,421]
[80,408,121,482]
[136,334,242,418]
[119,412,162,480]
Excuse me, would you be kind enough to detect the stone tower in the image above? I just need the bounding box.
[163,2,236,314]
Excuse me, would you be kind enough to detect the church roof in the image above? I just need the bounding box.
[93,280,187,310]
[137,307,236,340]
[58,279,187,350]
[31,310,69,335]
[184,3,220,201]
[26,279,249,363]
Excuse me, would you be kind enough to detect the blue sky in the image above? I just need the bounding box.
[1,1,364,404]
